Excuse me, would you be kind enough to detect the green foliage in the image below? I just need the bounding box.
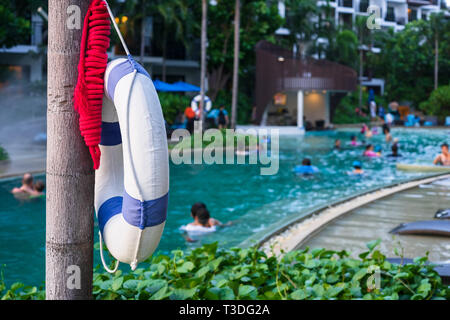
[214,90,252,125]
[0,1,31,48]
[0,145,8,161]
[419,85,450,122]
[373,18,450,107]
[158,93,191,125]
[332,88,389,124]
[1,242,448,300]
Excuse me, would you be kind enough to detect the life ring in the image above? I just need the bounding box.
[191,94,212,113]
[95,57,169,271]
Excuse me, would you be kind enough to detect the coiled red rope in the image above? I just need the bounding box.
[74,0,111,170]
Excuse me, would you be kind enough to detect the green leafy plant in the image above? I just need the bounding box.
[1,241,448,300]
[419,85,450,122]
[158,92,192,125]
[0,145,8,161]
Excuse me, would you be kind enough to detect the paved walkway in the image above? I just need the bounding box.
[0,90,46,178]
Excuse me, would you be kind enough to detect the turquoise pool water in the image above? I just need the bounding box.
[0,128,448,286]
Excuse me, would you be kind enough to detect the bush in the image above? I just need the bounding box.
[419,85,450,122]
[1,241,448,300]
[333,89,388,124]
[158,93,192,125]
[0,145,8,161]
[214,90,253,125]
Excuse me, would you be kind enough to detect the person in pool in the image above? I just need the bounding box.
[383,125,392,143]
[350,135,359,146]
[294,158,319,175]
[363,144,379,157]
[32,181,45,197]
[387,143,401,158]
[349,161,364,175]
[433,143,450,166]
[11,173,42,198]
[334,139,341,150]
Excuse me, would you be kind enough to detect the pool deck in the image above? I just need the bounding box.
[258,174,450,259]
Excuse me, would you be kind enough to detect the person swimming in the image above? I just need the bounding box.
[11,173,43,199]
[433,143,450,166]
[387,143,401,158]
[383,125,392,143]
[363,144,379,157]
[294,158,319,175]
[334,139,341,150]
[180,203,230,242]
[349,160,364,175]
[349,135,360,146]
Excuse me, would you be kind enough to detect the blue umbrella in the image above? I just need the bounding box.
[173,81,201,92]
[153,80,180,92]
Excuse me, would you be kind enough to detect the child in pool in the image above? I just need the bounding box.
[433,143,450,166]
[349,161,364,175]
[363,144,379,157]
[350,135,359,146]
[294,158,319,175]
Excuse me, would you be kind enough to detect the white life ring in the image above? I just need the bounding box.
[95,57,169,271]
[191,94,212,113]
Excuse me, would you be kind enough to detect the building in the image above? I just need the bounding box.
[0,13,45,84]
[253,41,357,132]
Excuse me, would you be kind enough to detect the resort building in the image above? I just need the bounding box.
[0,13,45,84]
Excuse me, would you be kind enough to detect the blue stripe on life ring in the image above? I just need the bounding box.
[98,196,123,234]
[122,191,168,230]
[100,121,122,146]
[107,60,134,101]
[107,56,151,101]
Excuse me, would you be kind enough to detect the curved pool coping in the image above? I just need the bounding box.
[238,172,450,254]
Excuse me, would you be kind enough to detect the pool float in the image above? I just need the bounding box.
[191,94,212,113]
[396,163,450,173]
[389,220,450,237]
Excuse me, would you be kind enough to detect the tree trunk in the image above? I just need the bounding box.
[47,0,95,300]
[200,0,207,123]
[162,27,167,82]
[434,35,438,90]
[231,0,240,129]
[359,48,363,108]
[139,0,146,64]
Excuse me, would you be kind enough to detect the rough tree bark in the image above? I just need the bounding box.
[46,0,95,300]
[230,0,240,129]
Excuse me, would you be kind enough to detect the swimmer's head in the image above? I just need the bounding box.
[34,181,45,192]
[351,135,356,141]
[23,173,33,187]
[191,202,206,218]
[302,158,311,166]
[365,144,373,151]
[196,207,211,227]
[442,143,449,153]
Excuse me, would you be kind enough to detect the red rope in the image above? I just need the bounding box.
[74,0,111,170]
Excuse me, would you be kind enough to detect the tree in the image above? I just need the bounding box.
[156,0,188,82]
[429,12,446,90]
[192,0,282,101]
[374,19,450,107]
[230,0,240,129]
[419,85,450,122]
[0,0,43,48]
[47,0,95,300]
[283,0,318,58]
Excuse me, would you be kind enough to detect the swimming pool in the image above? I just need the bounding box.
[0,128,448,286]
